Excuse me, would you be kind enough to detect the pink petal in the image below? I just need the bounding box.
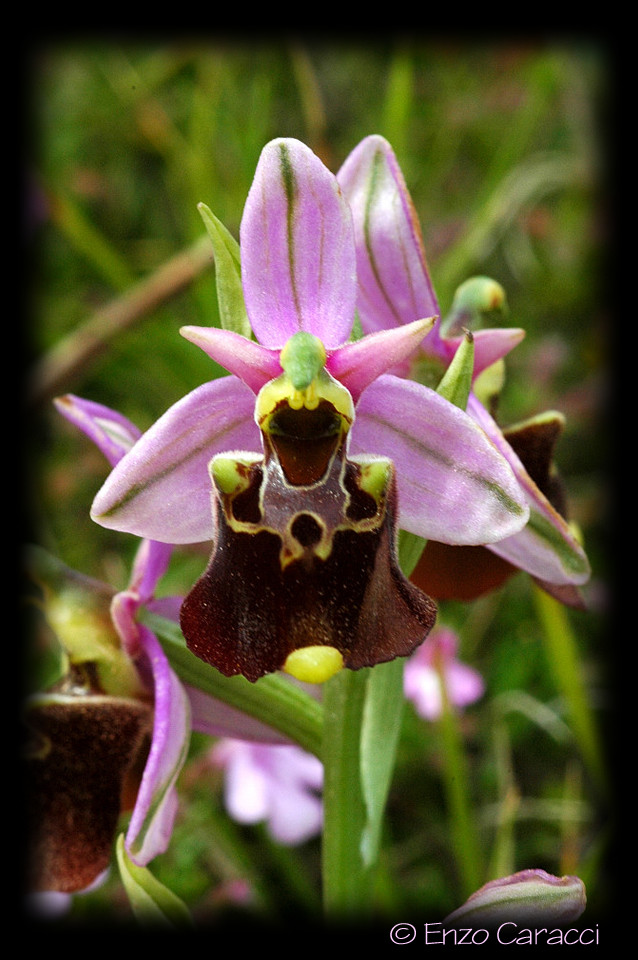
[351,375,529,545]
[125,626,191,865]
[467,395,591,584]
[54,394,141,466]
[326,317,435,402]
[128,540,173,605]
[91,377,260,544]
[180,326,282,393]
[240,138,356,349]
[442,327,526,379]
[337,134,440,335]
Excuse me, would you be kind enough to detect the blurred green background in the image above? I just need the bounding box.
[25,40,611,928]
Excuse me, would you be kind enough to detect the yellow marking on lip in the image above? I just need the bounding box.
[283,645,344,683]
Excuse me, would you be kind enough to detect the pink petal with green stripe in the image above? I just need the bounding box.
[339,135,525,377]
[91,377,260,544]
[337,134,440,335]
[125,624,191,865]
[240,138,356,349]
[351,375,529,545]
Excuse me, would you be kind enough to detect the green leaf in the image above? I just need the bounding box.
[321,668,372,919]
[533,587,607,792]
[197,202,252,338]
[359,659,405,867]
[145,611,323,758]
[116,834,193,928]
[397,529,427,577]
[321,661,408,917]
[436,329,475,411]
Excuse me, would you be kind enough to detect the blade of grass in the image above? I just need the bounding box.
[533,586,607,793]
[48,190,136,292]
[29,234,213,406]
[380,47,414,159]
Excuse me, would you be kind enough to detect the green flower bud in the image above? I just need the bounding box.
[445,869,586,928]
[444,276,508,336]
[27,546,144,699]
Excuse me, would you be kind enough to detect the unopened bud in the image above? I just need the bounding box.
[444,276,507,336]
[445,869,586,928]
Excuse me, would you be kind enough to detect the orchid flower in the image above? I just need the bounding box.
[24,535,187,893]
[404,626,485,721]
[211,739,323,845]
[337,135,590,606]
[26,394,190,893]
[27,394,297,896]
[55,395,295,742]
[89,137,530,684]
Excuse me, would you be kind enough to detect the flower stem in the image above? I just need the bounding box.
[321,657,406,921]
[320,534,427,921]
[436,656,483,898]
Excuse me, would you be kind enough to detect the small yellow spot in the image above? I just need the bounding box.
[358,458,392,502]
[283,645,344,684]
[211,454,258,495]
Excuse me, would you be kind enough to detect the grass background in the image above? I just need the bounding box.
[24,39,612,930]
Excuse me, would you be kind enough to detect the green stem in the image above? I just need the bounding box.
[321,657,407,921]
[320,534,428,920]
[321,667,373,920]
[437,658,483,898]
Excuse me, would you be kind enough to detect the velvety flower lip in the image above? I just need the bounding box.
[90,138,529,553]
[25,688,152,893]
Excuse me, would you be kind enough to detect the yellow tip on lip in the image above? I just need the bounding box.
[283,645,344,684]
